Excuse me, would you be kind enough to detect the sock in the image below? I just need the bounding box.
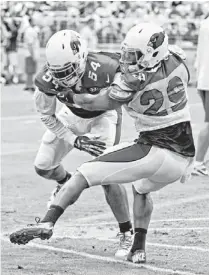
[195,161,203,166]
[41,205,64,225]
[57,172,71,185]
[119,221,133,234]
[131,228,147,252]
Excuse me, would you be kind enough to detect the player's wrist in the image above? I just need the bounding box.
[63,131,77,146]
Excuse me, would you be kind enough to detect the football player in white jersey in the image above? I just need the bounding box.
[10,23,195,264]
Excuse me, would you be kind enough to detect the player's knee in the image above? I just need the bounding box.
[102,184,125,205]
[34,166,53,179]
[102,184,110,193]
[102,184,122,195]
[132,186,153,217]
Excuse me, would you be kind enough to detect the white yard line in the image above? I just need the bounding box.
[1,115,38,121]
[51,235,209,253]
[147,242,209,252]
[1,149,37,156]
[73,194,209,223]
[66,217,209,227]
[150,217,209,223]
[67,226,209,232]
[0,236,198,275]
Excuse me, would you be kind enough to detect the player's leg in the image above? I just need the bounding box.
[10,143,189,248]
[34,105,89,207]
[193,90,209,176]
[9,171,88,245]
[89,109,133,257]
[34,129,73,207]
[128,149,191,263]
[9,142,155,245]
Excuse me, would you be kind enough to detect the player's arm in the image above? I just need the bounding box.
[73,87,122,111]
[34,88,76,144]
[34,88,106,156]
[73,73,134,111]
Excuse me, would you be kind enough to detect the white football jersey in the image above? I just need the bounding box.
[115,52,191,133]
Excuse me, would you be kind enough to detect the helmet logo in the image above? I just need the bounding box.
[148,32,165,50]
[70,38,81,55]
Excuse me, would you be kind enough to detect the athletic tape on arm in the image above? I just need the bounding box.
[109,73,134,102]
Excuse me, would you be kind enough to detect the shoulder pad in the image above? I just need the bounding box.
[169,45,186,60]
[169,45,190,83]
[109,85,134,102]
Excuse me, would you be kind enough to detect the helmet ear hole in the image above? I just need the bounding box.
[137,51,143,59]
[152,51,158,57]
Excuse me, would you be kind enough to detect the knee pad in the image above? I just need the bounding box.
[42,130,57,144]
[34,166,54,179]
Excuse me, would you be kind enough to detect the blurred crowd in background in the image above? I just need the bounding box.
[1,1,208,86]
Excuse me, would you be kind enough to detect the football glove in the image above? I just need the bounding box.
[57,89,74,104]
[74,136,106,157]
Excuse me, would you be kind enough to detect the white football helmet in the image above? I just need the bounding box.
[120,22,169,73]
[45,30,88,87]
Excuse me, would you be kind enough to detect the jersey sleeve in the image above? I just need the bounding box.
[109,72,135,102]
[109,85,134,102]
[34,88,56,115]
[35,65,58,96]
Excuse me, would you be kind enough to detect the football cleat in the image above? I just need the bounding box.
[127,249,146,263]
[115,231,133,259]
[192,163,209,176]
[9,218,53,245]
[47,172,72,209]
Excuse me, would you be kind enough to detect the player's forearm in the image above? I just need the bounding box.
[40,114,66,137]
[73,88,123,111]
[34,88,76,143]
[40,114,76,143]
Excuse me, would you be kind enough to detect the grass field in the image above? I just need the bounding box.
[1,83,209,275]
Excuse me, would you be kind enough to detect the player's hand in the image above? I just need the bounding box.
[57,89,74,104]
[74,136,106,157]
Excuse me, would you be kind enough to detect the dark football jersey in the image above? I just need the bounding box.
[35,51,120,119]
[137,121,195,157]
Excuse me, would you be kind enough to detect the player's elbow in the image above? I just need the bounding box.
[40,114,56,126]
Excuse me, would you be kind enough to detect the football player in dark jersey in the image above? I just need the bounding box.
[18,30,133,257]
[10,24,195,264]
